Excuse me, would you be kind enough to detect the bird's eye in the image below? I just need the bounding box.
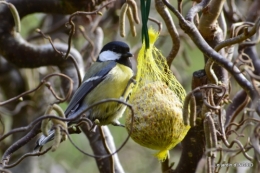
[112,47,116,51]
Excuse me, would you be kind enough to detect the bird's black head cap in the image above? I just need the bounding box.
[101,41,130,54]
[97,41,132,68]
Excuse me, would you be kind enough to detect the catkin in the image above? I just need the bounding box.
[119,3,129,37]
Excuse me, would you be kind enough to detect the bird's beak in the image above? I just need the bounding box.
[122,52,133,58]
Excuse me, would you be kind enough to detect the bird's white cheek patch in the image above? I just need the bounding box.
[99,50,121,61]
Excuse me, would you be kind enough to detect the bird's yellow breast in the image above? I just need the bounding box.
[86,63,133,125]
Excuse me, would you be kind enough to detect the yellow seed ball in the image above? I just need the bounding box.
[125,81,190,161]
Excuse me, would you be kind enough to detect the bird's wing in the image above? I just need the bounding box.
[64,61,117,117]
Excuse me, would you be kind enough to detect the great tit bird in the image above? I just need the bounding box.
[35,41,134,149]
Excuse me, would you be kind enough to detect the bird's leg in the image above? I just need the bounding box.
[130,76,137,84]
[111,120,125,127]
[89,119,101,132]
[89,124,98,132]
[120,76,136,101]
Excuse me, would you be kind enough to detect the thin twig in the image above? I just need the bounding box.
[0,73,73,106]
[148,17,162,33]
[36,29,82,87]
[63,0,116,59]
[3,147,52,168]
